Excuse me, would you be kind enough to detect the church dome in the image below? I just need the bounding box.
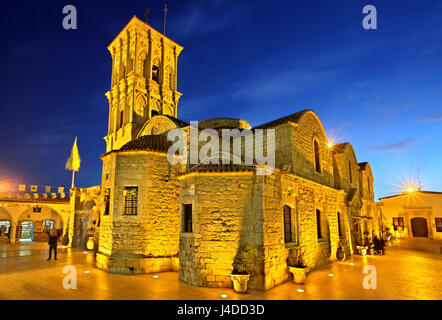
[198,118,251,130]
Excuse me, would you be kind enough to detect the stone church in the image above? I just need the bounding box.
[95,15,376,290]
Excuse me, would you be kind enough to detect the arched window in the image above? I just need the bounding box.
[314,140,321,172]
[119,110,124,129]
[348,161,353,184]
[152,58,160,83]
[152,65,159,82]
[283,205,292,243]
[367,177,371,194]
[151,110,159,118]
[316,209,323,240]
[143,58,149,79]
[169,72,174,90]
[337,212,343,237]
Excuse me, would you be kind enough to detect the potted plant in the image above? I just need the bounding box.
[230,245,250,293]
[287,248,307,284]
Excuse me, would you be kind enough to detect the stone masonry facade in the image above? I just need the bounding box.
[93,15,377,291]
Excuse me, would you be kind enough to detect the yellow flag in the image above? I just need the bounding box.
[65,137,81,172]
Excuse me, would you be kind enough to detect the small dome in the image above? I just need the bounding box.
[198,118,251,130]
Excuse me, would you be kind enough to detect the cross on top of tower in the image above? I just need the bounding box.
[144,8,150,23]
[163,2,168,35]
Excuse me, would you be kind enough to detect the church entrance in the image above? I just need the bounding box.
[411,218,428,238]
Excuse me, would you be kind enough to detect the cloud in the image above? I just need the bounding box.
[232,68,338,102]
[420,114,442,122]
[371,138,414,152]
[170,1,263,38]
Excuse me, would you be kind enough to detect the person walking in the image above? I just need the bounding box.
[47,229,59,261]
[372,236,380,254]
[379,237,386,255]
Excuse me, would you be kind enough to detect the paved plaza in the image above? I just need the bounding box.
[0,241,440,300]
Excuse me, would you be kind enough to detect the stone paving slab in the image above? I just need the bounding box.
[0,242,440,300]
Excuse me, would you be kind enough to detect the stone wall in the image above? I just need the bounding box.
[261,173,350,289]
[97,150,182,274]
[179,172,263,289]
[179,169,352,290]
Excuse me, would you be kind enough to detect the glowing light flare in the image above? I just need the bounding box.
[153,275,159,279]
[328,273,334,277]
[297,289,305,293]
[220,293,228,298]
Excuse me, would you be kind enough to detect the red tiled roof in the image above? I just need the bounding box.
[332,142,350,154]
[254,110,312,129]
[119,135,173,153]
[185,163,256,173]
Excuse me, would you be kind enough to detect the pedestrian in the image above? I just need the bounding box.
[379,237,386,255]
[372,236,380,254]
[47,229,59,261]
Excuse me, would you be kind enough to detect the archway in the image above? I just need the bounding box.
[17,206,64,243]
[411,218,428,238]
[0,208,12,242]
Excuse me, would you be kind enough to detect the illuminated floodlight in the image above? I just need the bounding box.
[84,270,90,274]
[153,275,159,279]
[328,273,334,277]
[220,293,228,298]
[297,289,305,293]
[349,262,355,266]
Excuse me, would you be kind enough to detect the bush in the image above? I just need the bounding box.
[232,244,249,275]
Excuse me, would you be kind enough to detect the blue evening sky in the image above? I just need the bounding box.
[0,0,441,199]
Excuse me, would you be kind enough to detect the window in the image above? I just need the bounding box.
[435,218,442,232]
[152,65,159,82]
[367,177,371,194]
[393,217,404,231]
[104,188,110,216]
[43,220,54,232]
[123,186,138,215]
[0,221,11,234]
[337,212,343,237]
[283,205,292,243]
[348,161,353,184]
[169,72,174,90]
[119,110,124,129]
[314,140,321,172]
[316,209,323,240]
[183,204,193,233]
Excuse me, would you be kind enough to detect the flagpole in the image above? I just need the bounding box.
[71,170,75,189]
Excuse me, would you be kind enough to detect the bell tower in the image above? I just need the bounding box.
[104,15,183,152]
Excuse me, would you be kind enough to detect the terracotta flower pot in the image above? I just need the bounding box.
[289,266,307,284]
[230,274,250,293]
[86,237,94,251]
